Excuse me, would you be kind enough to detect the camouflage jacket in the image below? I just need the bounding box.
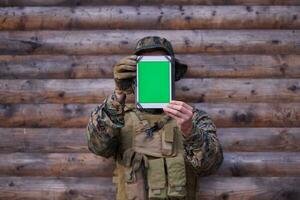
[86,93,223,176]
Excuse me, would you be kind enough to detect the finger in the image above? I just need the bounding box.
[115,65,136,72]
[163,106,186,119]
[118,55,137,65]
[117,59,136,67]
[128,55,137,60]
[163,108,181,121]
[167,103,193,116]
[169,100,193,111]
[165,111,185,124]
[115,72,136,79]
[170,100,193,110]
[122,55,137,61]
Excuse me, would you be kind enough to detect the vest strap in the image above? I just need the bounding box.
[134,109,172,138]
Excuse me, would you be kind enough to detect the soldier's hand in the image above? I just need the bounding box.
[163,100,194,137]
[113,55,137,95]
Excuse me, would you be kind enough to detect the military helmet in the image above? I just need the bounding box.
[134,36,188,81]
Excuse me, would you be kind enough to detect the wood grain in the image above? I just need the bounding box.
[0,103,299,128]
[0,0,299,6]
[0,30,299,55]
[218,128,300,152]
[0,177,299,200]
[1,54,299,79]
[0,153,113,177]
[0,152,299,177]
[0,6,299,30]
[198,177,300,200]
[0,128,88,153]
[218,152,300,177]
[0,177,115,200]
[1,128,299,153]
[0,78,299,103]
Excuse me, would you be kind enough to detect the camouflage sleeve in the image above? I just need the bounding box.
[86,92,125,158]
[182,108,224,176]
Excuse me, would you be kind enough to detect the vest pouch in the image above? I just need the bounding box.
[166,155,187,198]
[162,125,176,156]
[147,158,167,199]
[132,116,163,157]
[113,162,146,200]
[124,166,147,200]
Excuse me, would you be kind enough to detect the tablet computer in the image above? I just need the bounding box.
[136,55,175,109]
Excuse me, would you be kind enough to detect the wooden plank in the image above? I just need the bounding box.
[218,128,300,152]
[182,54,300,78]
[1,54,300,79]
[1,128,300,153]
[176,78,300,103]
[1,128,299,153]
[0,78,299,104]
[0,128,88,153]
[0,103,299,128]
[218,152,300,177]
[0,177,299,200]
[0,0,299,6]
[0,177,115,200]
[198,177,300,200]
[0,6,299,30]
[202,103,300,127]
[0,153,114,177]
[0,152,299,177]
[0,30,299,55]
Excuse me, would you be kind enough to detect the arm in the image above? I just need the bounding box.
[182,109,224,176]
[163,100,223,176]
[87,54,136,158]
[86,92,126,158]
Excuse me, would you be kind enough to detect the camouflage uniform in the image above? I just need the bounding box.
[86,36,223,199]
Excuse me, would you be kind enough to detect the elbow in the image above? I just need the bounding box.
[212,146,224,174]
[87,135,119,159]
[87,141,113,158]
[198,145,224,177]
[86,120,118,158]
[88,143,111,158]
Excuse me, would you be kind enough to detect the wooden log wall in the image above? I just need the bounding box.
[0,0,299,199]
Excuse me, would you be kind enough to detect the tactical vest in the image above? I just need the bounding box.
[112,105,198,200]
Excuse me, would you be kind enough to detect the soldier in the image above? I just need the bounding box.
[86,36,223,200]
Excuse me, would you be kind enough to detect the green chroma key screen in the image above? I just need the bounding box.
[137,56,171,105]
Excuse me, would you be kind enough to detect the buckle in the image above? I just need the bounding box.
[145,128,154,138]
